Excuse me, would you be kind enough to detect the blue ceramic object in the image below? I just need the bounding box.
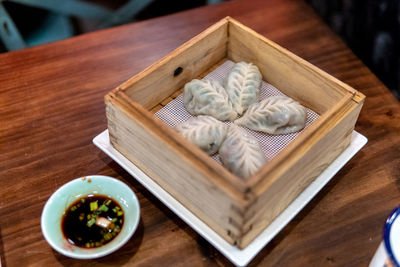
[384,206,400,267]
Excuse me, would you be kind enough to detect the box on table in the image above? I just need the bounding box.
[105,17,365,249]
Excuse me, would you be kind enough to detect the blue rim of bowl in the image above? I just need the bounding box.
[41,175,140,259]
[384,206,400,267]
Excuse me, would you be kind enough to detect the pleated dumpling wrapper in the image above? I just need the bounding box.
[235,95,307,135]
[219,124,267,179]
[175,115,228,155]
[225,62,262,116]
[183,79,237,121]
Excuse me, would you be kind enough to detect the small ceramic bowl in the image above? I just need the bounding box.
[41,175,140,259]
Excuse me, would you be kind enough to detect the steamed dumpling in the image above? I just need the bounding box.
[183,79,237,121]
[235,96,307,135]
[175,115,228,155]
[225,62,262,116]
[219,124,267,179]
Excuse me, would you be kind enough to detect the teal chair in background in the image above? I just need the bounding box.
[0,0,154,51]
[0,0,225,52]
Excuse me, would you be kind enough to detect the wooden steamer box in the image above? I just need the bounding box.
[105,17,365,249]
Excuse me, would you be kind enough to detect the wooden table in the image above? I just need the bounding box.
[1,0,399,265]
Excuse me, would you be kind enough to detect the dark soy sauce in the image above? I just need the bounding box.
[62,195,124,248]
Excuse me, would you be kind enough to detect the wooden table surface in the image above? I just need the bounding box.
[1,0,400,266]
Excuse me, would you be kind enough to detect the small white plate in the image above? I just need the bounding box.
[41,175,140,259]
[93,130,367,266]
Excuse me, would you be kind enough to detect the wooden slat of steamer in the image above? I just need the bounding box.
[227,17,358,115]
[114,17,229,111]
[237,95,364,248]
[106,87,252,245]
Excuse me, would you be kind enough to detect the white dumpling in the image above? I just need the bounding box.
[219,124,267,179]
[225,62,262,116]
[175,115,228,155]
[234,96,307,135]
[183,79,237,121]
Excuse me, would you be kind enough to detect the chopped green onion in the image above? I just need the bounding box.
[87,214,91,220]
[99,204,108,212]
[81,198,85,203]
[104,199,112,206]
[104,233,113,240]
[111,218,117,223]
[112,206,120,213]
[90,201,98,211]
[117,211,123,217]
[87,218,96,227]
[79,213,85,221]
[85,243,90,248]
[70,206,77,212]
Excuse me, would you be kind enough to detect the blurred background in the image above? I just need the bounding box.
[307,0,400,100]
[0,0,399,99]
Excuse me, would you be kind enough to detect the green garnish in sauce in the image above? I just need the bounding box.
[61,195,124,248]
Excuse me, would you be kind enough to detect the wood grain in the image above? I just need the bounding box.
[0,0,399,266]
